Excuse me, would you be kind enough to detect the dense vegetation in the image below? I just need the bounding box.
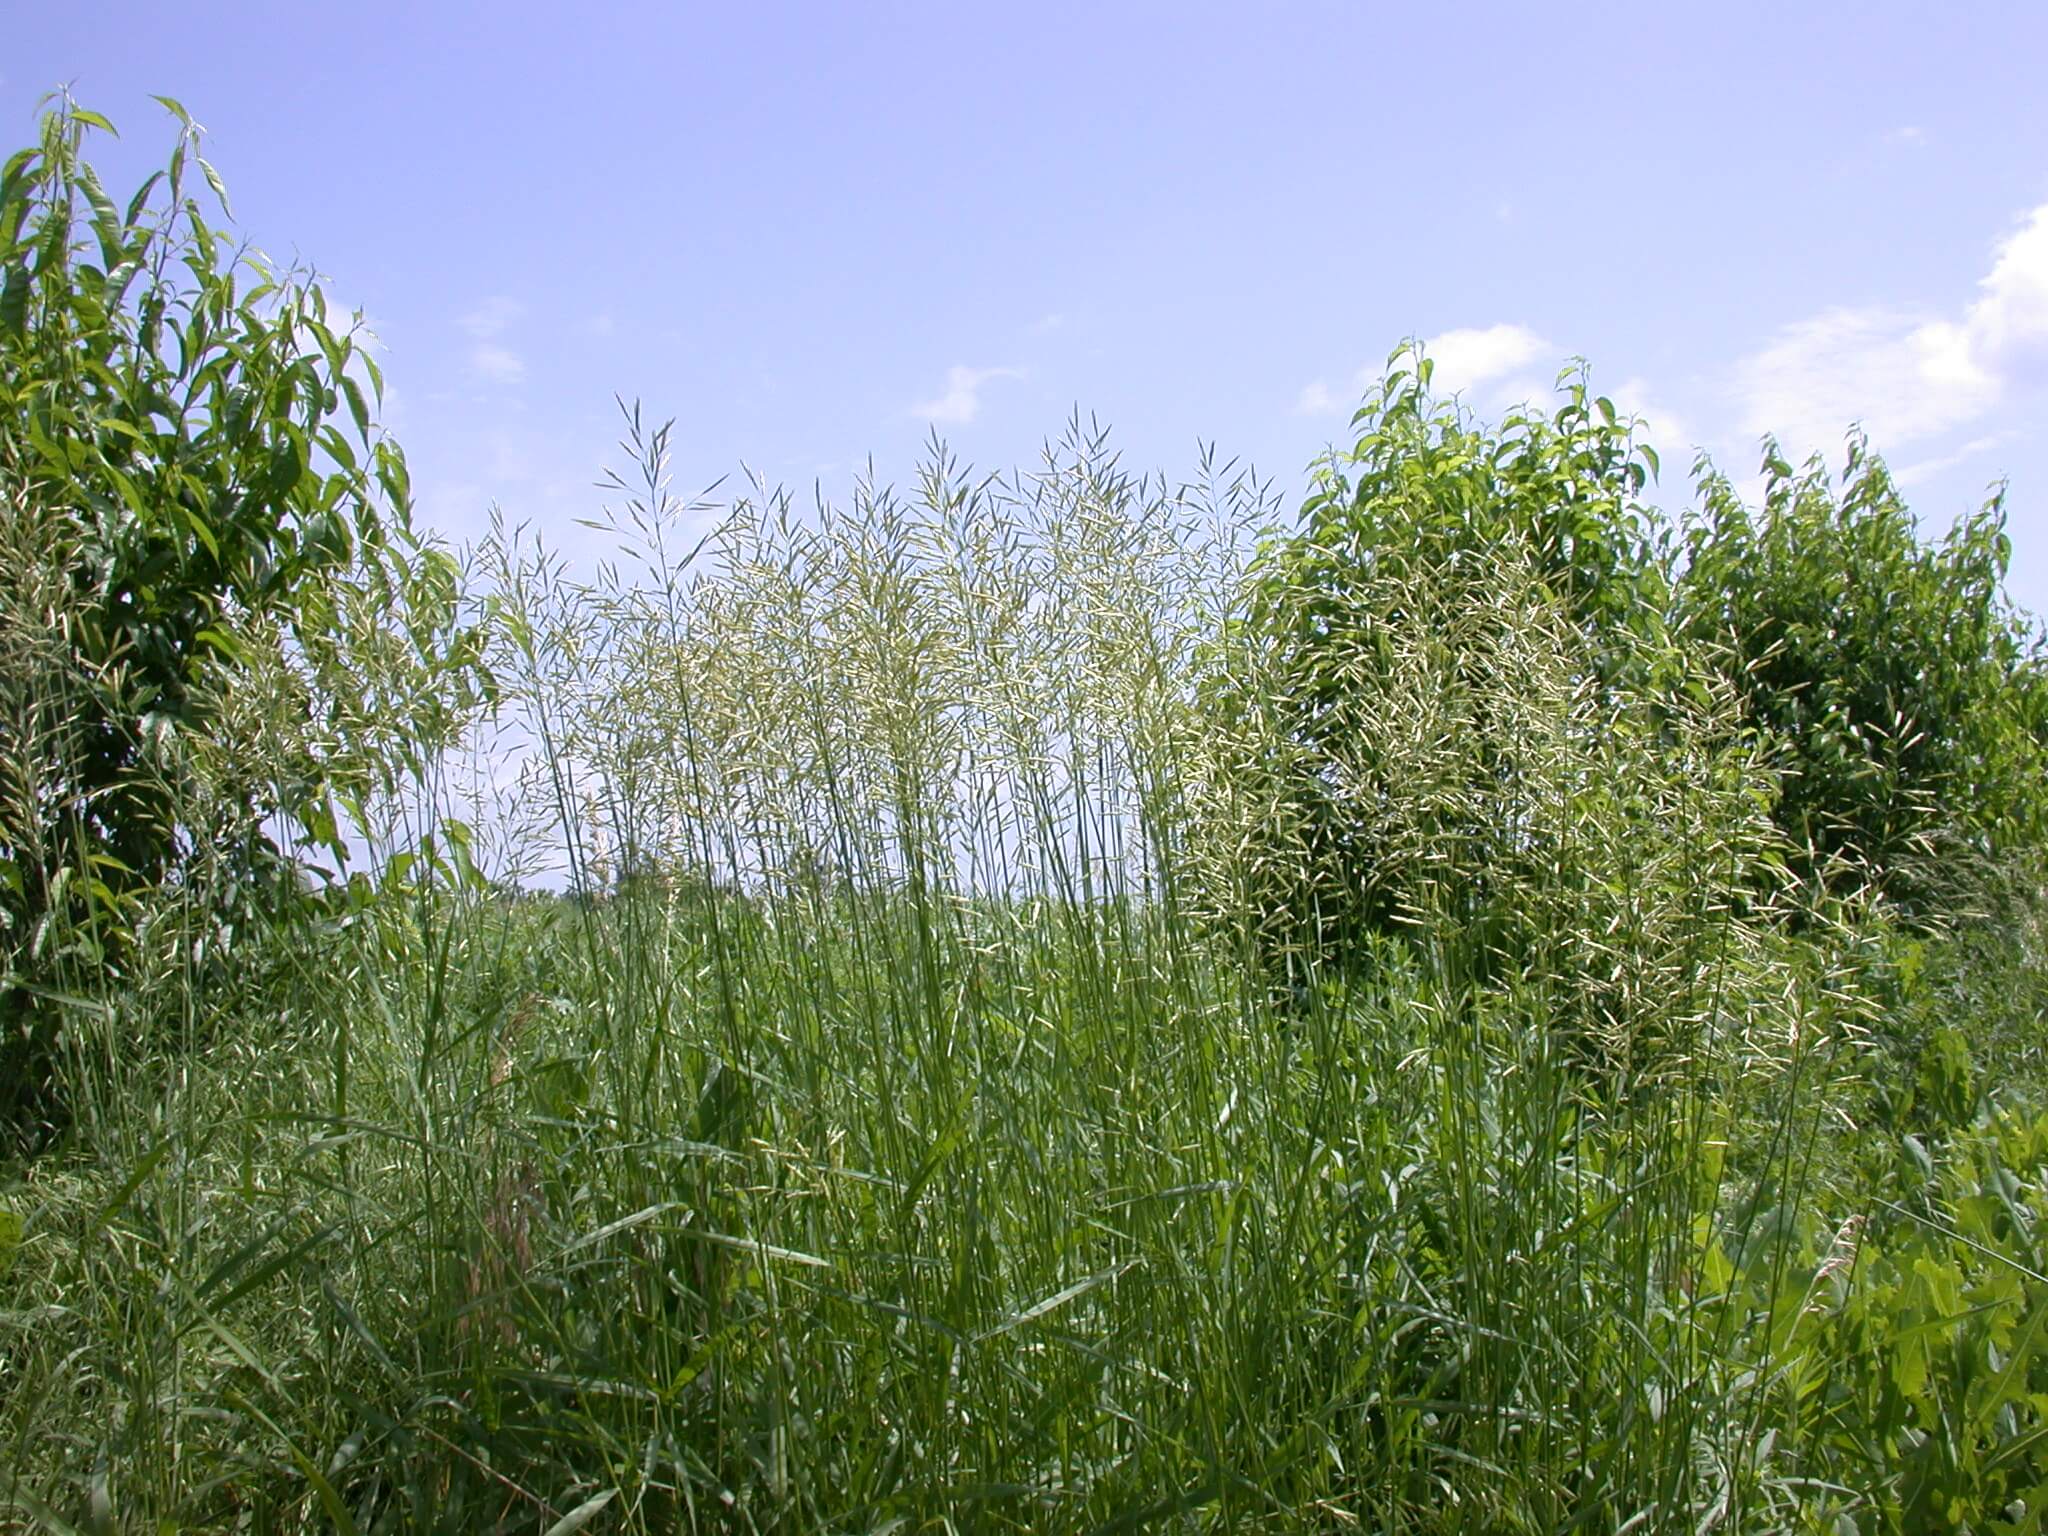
[0,97,489,1142]
[5,100,2048,1535]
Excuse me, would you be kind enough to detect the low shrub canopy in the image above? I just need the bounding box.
[1678,434,2048,906]
[1228,346,1681,977]
[1234,343,2048,978]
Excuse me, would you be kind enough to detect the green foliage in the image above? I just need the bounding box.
[0,97,490,1147]
[0,116,2043,1525]
[1678,434,2048,907]
[1289,343,1669,659]
[0,402,2043,1533]
[1228,341,1684,980]
[1738,1108,2048,1534]
[1236,348,2048,988]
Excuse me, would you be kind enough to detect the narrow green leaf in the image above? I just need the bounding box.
[561,1201,687,1255]
[194,1223,337,1313]
[541,1490,617,1536]
[0,1472,84,1536]
[89,1138,172,1235]
[977,1259,1137,1341]
[319,424,359,475]
[683,1227,831,1269]
[105,465,151,523]
[198,156,233,218]
[74,162,123,266]
[0,263,27,339]
[123,169,165,227]
[341,374,371,440]
[222,1390,358,1536]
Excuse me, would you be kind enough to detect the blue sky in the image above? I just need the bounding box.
[11,2,2048,611]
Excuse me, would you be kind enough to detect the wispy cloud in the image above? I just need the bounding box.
[1896,432,2012,488]
[461,296,523,339]
[470,344,527,384]
[1030,312,1067,335]
[1427,323,1550,397]
[1293,379,1344,417]
[1884,124,1927,147]
[911,364,1021,425]
[1732,202,2048,456]
[1734,308,1991,449]
[1295,322,1554,419]
[460,295,527,384]
[1611,376,1695,462]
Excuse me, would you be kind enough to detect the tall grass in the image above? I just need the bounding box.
[0,418,2037,1532]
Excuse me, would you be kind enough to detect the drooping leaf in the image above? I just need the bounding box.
[197,155,232,218]
[0,262,26,339]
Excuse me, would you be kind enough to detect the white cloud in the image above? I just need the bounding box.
[1030,312,1067,335]
[1970,204,2048,371]
[1489,375,1552,411]
[584,313,616,338]
[459,295,527,384]
[1294,379,1343,417]
[1885,125,1926,146]
[1611,376,1697,466]
[1426,323,1549,396]
[1294,323,1553,419]
[1733,201,2048,457]
[471,343,527,385]
[1896,432,2012,488]
[911,364,1021,425]
[461,295,523,339]
[1734,308,1992,449]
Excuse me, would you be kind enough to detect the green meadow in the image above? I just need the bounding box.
[6,98,2048,1535]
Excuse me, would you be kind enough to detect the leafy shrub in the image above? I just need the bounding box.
[1678,435,2048,910]
[0,98,490,1146]
[1224,344,1688,985]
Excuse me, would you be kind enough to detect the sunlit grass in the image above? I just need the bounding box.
[1,415,2041,1534]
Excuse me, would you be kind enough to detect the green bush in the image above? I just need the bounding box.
[1678,435,2048,909]
[0,98,489,1146]
[1236,350,2048,986]
[1225,343,1682,981]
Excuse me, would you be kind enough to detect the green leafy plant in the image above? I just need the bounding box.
[0,96,489,1145]
[1739,1108,2048,1533]
[1678,434,2048,910]
[1224,341,1677,980]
